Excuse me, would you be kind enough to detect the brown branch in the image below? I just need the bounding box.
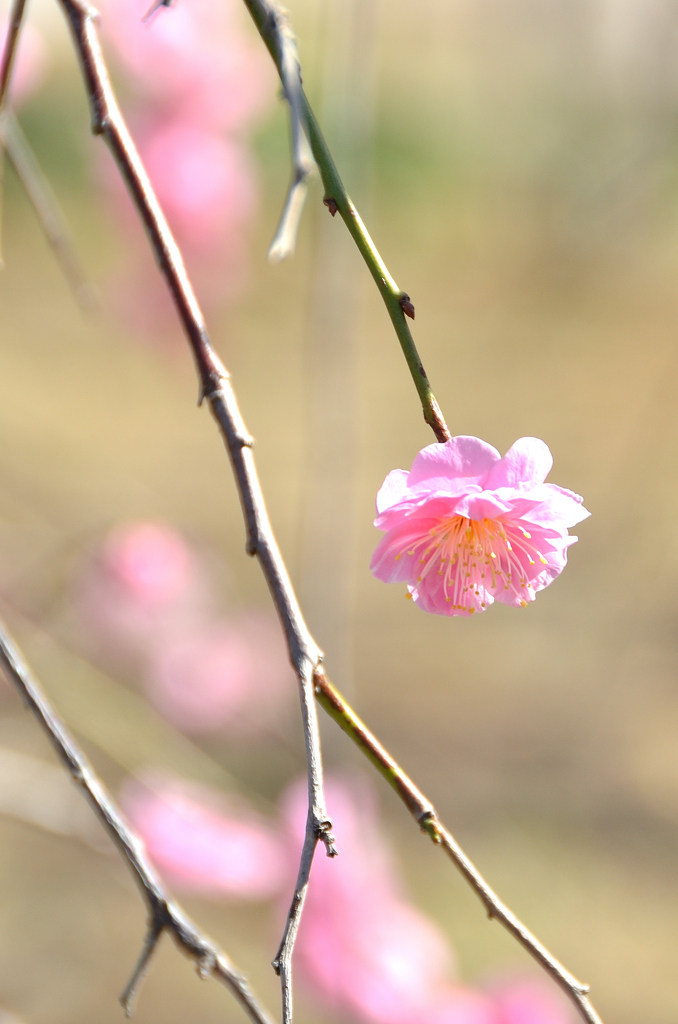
[0,619,276,1024]
[47,3,604,1023]
[55,2,334,1021]
[313,668,603,1024]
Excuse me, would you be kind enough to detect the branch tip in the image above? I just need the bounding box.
[119,921,164,1017]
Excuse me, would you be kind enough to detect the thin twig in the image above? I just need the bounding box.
[262,3,314,263]
[1,112,98,311]
[313,668,603,1024]
[0,619,276,1024]
[240,0,450,443]
[55,3,334,1021]
[272,815,317,1024]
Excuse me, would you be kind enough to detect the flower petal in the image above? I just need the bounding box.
[513,484,590,530]
[376,469,410,514]
[484,437,553,490]
[408,436,500,491]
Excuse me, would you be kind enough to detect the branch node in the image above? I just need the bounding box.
[323,196,338,217]
[399,293,415,320]
[196,949,216,981]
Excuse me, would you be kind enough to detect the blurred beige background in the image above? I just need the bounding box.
[2,0,678,1022]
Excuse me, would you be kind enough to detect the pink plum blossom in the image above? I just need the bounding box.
[371,436,589,617]
[122,776,287,899]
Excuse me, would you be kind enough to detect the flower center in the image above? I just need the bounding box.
[398,515,548,612]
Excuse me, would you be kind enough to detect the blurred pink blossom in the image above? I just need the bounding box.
[280,777,574,1024]
[144,611,294,734]
[74,521,205,655]
[371,436,589,616]
[96,0,275,320]
[99,0,273,130]
[104,520,195,607]
[122,776,287,899]
[0,19,48,105]
[280,776,460,1024]
[139,120,257,253]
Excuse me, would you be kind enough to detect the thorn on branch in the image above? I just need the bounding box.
[142,0,172,23]
[399,293,415,320]
[197,949,216,980]
[315,819,338,858]
[323,196,338,217]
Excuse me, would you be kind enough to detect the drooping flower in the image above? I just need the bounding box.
[371,436,589,617]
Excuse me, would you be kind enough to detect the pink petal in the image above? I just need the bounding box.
[408,437,500,490]
[514,485,590,530]
[376,469,410,514]
[484,437,553,490]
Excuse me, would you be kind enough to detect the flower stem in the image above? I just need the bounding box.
[241,0,450,443]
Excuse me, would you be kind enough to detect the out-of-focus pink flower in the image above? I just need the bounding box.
[144,611,294,734]
[371,436,589,616]
[99,0,273,130]
[281,777,458,1024]
[96,0,274,319]
[123,777,287,899]
[139,121,257,253]
[490,976,574,1024]
[104,521,195,607]
[74,521,205,654]
[0,19,48,104]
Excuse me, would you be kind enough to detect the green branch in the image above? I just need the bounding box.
[241,0,451,443]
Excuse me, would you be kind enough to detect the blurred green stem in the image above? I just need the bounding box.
[241,0,451,443]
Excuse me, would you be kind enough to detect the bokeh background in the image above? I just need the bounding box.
[1,0,678,1022]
